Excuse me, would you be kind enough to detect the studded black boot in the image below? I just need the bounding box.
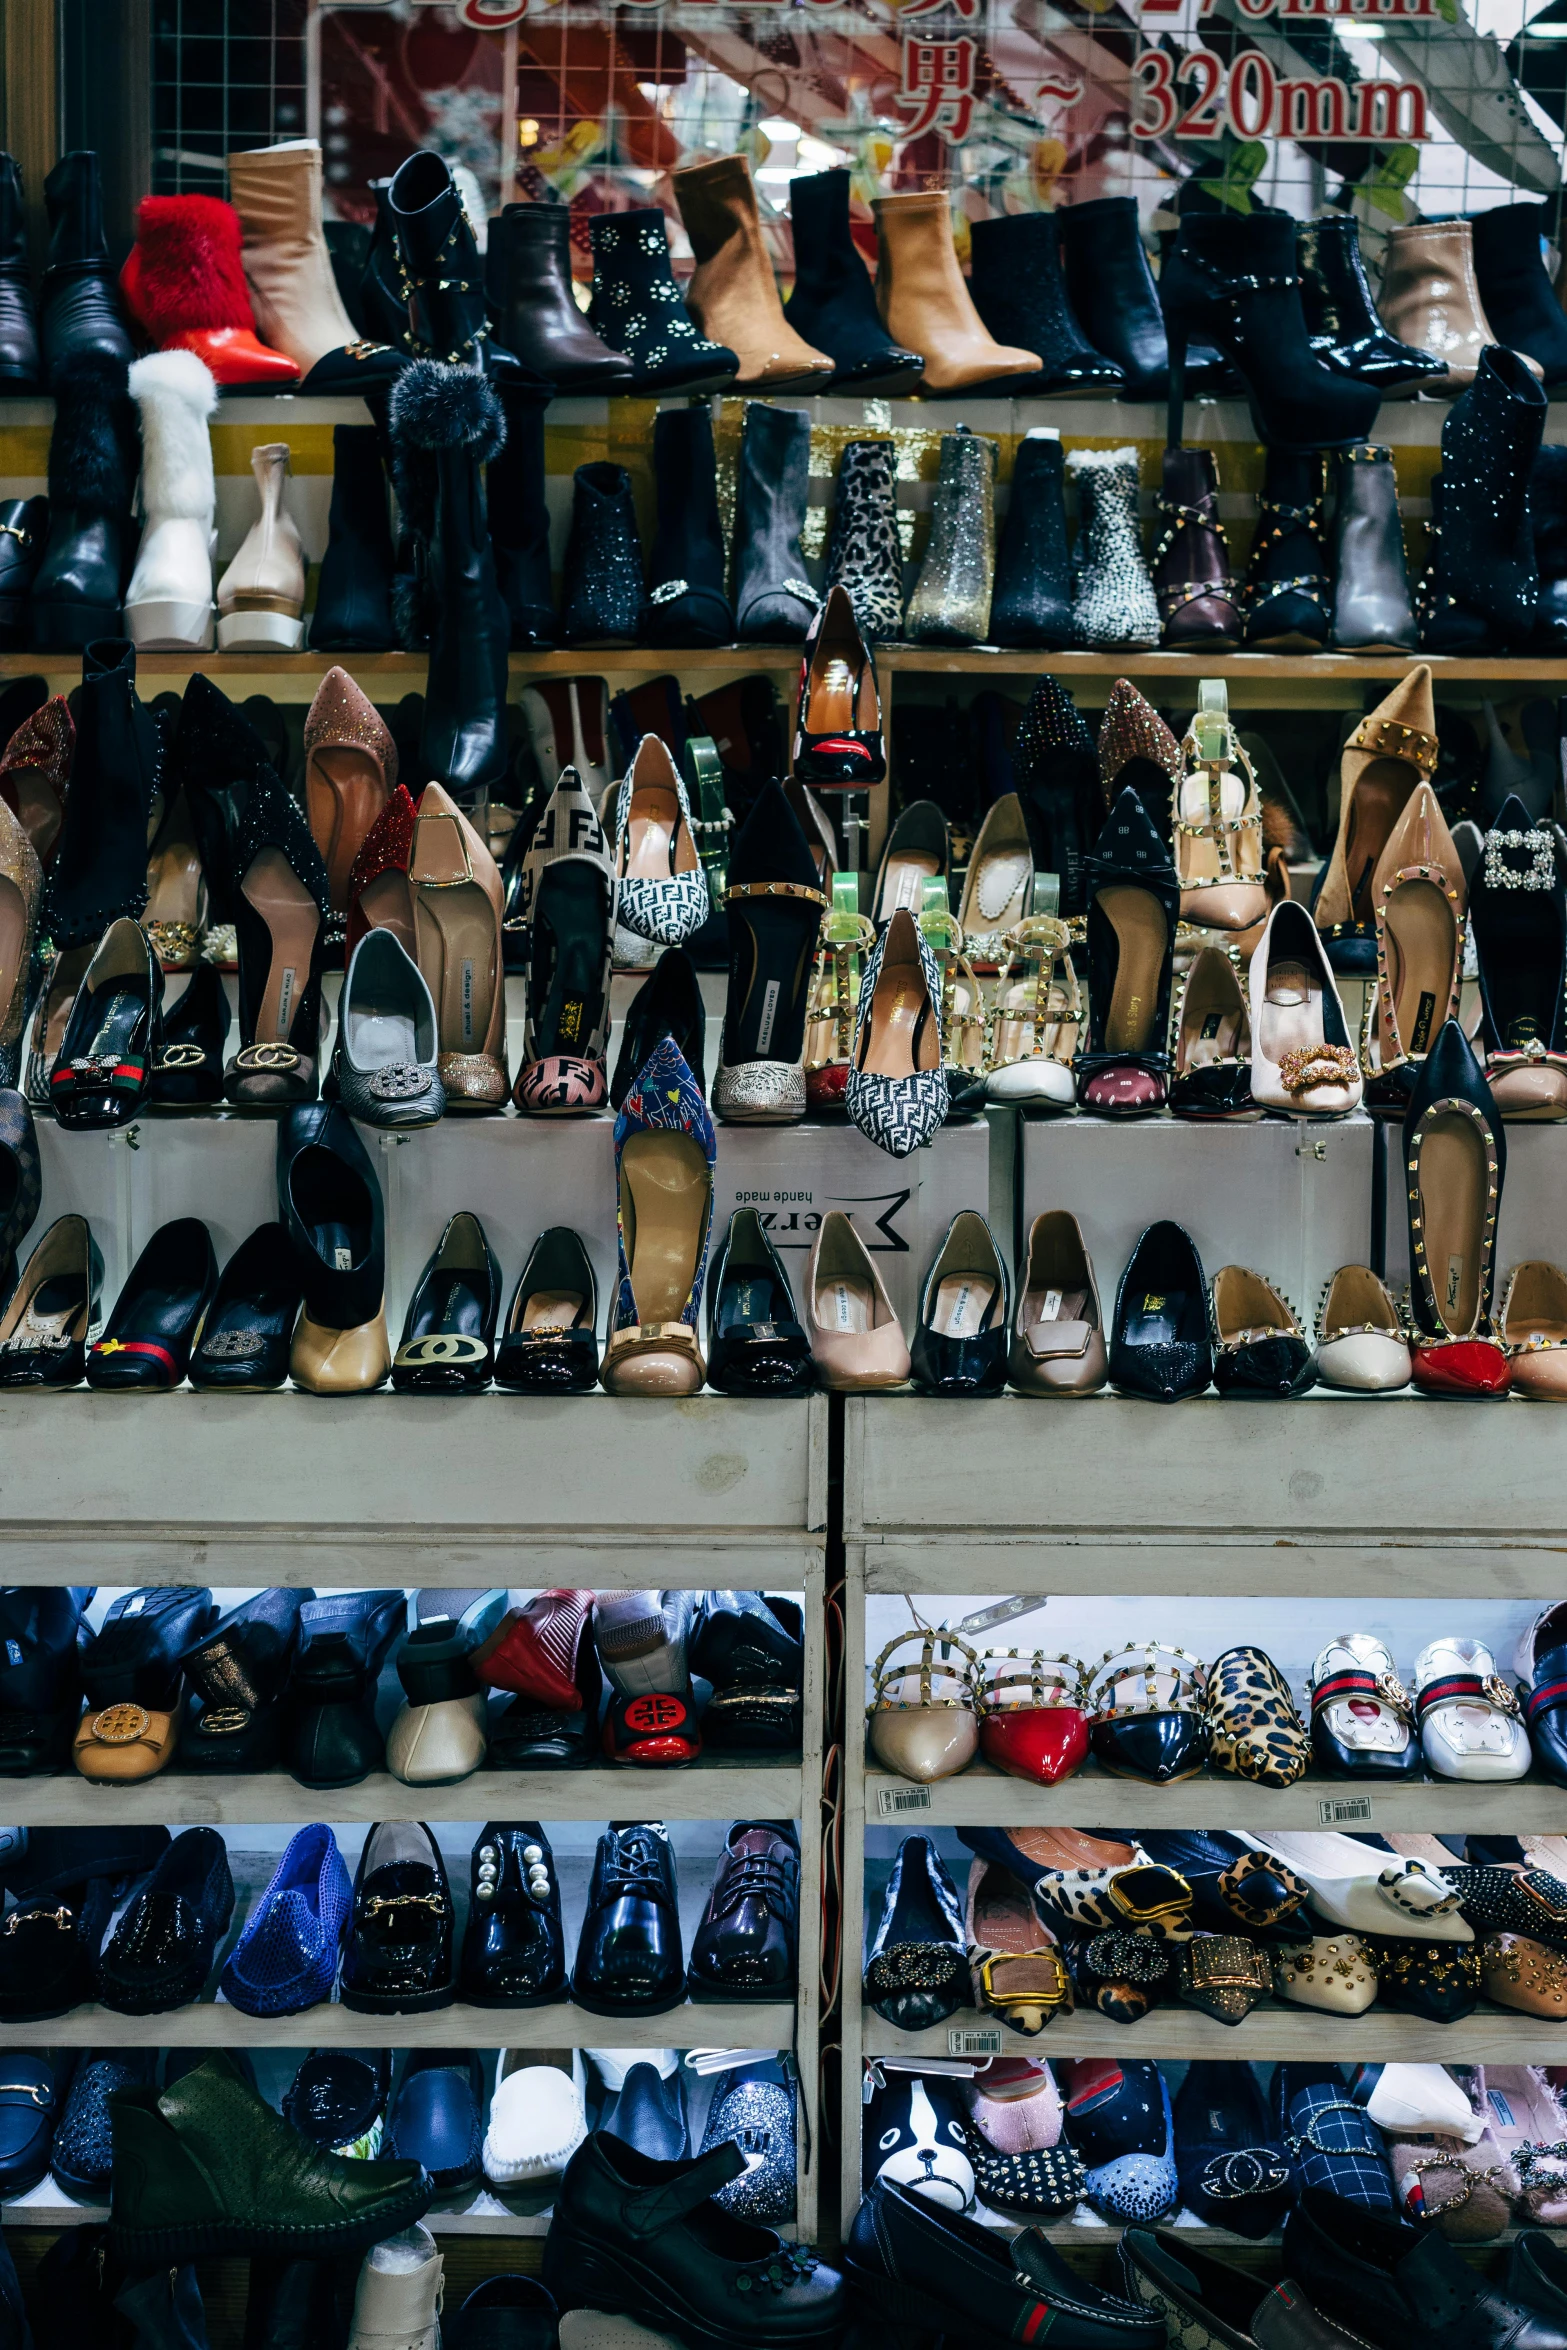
[588,210,738,394]
[1243,449,1329,651]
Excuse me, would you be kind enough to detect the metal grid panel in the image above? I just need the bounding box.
[151,0,309,192]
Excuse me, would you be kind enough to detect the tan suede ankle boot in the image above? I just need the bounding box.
[873,191,1041,394]
[673,154,832,392]
[227,140,392,388]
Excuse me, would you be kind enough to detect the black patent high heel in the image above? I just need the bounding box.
[49,917,165,1129]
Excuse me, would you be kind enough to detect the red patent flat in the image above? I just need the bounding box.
[1411,1336,1511,1397]
[978,1651,1090,1785]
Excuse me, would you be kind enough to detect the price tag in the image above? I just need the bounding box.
[1318,1793,1373,1826]
[948,2028,1003,2058]
[877,1784,932,1819]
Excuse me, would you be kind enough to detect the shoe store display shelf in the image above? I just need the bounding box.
[858,2008,1567,2066]
[0,1999,798,2052]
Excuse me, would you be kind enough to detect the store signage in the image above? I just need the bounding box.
[1134,48,1427,141]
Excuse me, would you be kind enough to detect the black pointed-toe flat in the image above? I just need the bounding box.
[1210,1264,1314,1397]
[1109,1221,1213,1401]
[706,1209,815,1397]
[863,1833,970,2032]
[188,1223,304,1394]
[86,1218,218,1391]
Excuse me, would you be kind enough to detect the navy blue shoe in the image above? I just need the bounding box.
[220,1823,351,2018]
[388,2049,485,2191]
[1520,1603,1567,1788]
[0,2052,57,2197]
[1173,2062,1291,2237]
[605,2059,687,2162]
[1273,2064,1395,2209]
[51,2051,156,2198]
[1063,2060,1178,2224]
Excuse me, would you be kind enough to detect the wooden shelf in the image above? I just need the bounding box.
[860,2002,1567,2062]
[4,1759,805,1827]
[0,1997,798,2050]
[862,1762,1567,1833]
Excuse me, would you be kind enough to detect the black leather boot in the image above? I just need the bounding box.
[488,382,556,649]
[1160,209,1381,450]
[1297,214,1447,393]
[1060,196,1227,403]
[969,212,1123,395]
[43,639,157,948]
[115,2264,211,2350]
[30,350,138,649]
[643,405,732,647]
[782,169,921,393]
[733,401,814,644]
[1473,200,1567,390]
[1331,443,1416,653]
[990,433,1072,649]
[357,181,410,351]
[308,425,397,652]
[384,149,538,388]
[588,209,738,393]
[285,1588,406,1789]
[824,439,903,643]
[487,202,632,391]
[1421,346,1545,654]
[242,2254,352,2350]
[1243,449,1329,651]
[38,151,133,378]
[0,156,38,390]
[0,496,48,646]
[561,461,643,647]
[387,357,511,794]
[1531,442,1567,650]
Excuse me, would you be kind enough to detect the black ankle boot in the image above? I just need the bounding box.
[588,209,738,393]
[308,425,397,652]
[488,382,556,649]
[1297,214,1447,393]
[990,433,1072,649]
[1421,346,1545,653]
[243,2253,351,2350]
[0,156,38,390]
[968,213,1123,395]
[0,496,46,645]
[38,151,133,377]
[1011,675,1101,916]
[388,358,511,793]
[1059,196,1227,403]
[1473,201,1567,390]
[30,350,138,649]
[384,149,537,388]
[782,168,921,392]
[1531,443,1567,650]
[824,438,903,643]
[1243,449,1330,651]
[116,2264,210,2349]
[43,640,157,948]
[488,201,632,392]
[733,401,814,644]
[357,180,411,350]
[643,406,732,647]
[561,462,643,647]
[1160,210,1381,450]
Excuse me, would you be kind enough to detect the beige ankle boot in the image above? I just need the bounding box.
[1379,221,1544,394]
[873,192,1041,393]
[673,155,832,392]
[227,140,391,387]
[217,442,307,650]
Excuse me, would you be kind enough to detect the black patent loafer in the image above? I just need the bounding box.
[97,1826,235,2015]
[339,1819,457,2014]
[571,1821,685,2018]
[689,1822,799,2001]
[1109,1220,1214,1401]
[49,916,165,1128]
[910,1211,1010,1397]
[459,1821,568,2008]
[282,2047,393,2158]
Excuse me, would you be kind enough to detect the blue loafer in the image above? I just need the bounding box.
[220,1823,350,2018]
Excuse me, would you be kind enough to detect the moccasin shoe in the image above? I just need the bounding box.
[483,2049,586,2189]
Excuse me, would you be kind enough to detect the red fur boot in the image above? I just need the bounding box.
[120,195,299,385]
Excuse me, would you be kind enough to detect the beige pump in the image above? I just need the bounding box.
[1315,663,1439,944]
[673,155,832,392]
[872,192,1040,393]
[1365,782,1465,1082]
[409,783,509,1109]
[217,443,306,652]
[805,1209,910,1390]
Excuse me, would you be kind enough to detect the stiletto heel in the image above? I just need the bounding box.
[1074,788,1179,1117]
[302,667,395,929]
[410,781,509,1111]
[512,766,614,1117]
[601,1036,716,1396]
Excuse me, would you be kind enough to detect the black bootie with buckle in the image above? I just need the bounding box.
[382,149,540,389]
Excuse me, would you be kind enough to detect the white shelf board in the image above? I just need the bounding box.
[856,1537,1567,1600]
[862,1762,1567,1832]
[861,2003,1567,2062]
[3,1759,806,1827]
[0,1390,829,1579]
[1,1998,798,2050]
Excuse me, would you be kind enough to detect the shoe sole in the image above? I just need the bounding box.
[108,2172,432,2266]
[339,1983,457,2014]
[567,1983,688,2020]
[547,2230,838,2350]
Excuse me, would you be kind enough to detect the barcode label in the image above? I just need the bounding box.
[877,1784,932,1818]
[948,2027,1002,2057]
[1319,1794,1373,1825]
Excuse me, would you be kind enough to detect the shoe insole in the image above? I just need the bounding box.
[877,852,940,920]
[1098,885,1166,1054]
[970,850,1032,928]
[625,785,681,879]
[242,846,320,1047]
[114,1273,205,1347]
[82,980,150,1064]
[719,1275,781,1333]
[817,1273,873,1335]
[308,747,386,916]
[727,899,816,1065]
[1259,959,1324,1065]
[1124,1286,1183,1348]
[1419,1117,1486,1331]
[145,834,203,931]
[1023,1285,1087,1330]
[1343,767,1412,923]
[347,1002,418,1068]
[0,1271,85,1347]
[409,1270,486,1341]
[973,1869,1043,1956]
[861,967,935,1078]
[359,872,417,959]
[417,879,498,1057]
[932,1272,996,1338]
[808,653,857,735]
[1183,1003,1244,1068]
[519,1288,583,1333]
[1384,879,1455,1057]
[621,1129,708,1325]
[293,1150,370,1274]
[533,864,608,1059]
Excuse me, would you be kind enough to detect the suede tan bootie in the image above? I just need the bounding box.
[673,154,832,392]
[873,191,1040,394]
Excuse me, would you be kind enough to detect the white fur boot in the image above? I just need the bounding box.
[124,349,218,650]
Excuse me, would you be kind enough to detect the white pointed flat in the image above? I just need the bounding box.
[1238,1830,1474,1942]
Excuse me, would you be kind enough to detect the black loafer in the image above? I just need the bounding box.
[0,2054,57,2197]
[689,1822,799,2001]
[847,2178,1163,2349]
[0,1825,170,2023]
[339,1820,457,2014]
[282,2047,393,2159]
[863,1833,969,2031]
[188,1223,305,1393]
[1285,2187,1567,2349]
[459,1821,568,2007]
[180,1586,313,1772]
[689,1592,803,1753]
[544,2132,842,2350]
[285,1589,406,1789]
[571,1822,685,2018]
[1109,1221,1213,1401]
[97,1826,235,2015]
[0,1584,92,1773]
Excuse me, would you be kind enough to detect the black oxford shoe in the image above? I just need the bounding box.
[571,1821,685,2018]
[459,1821,567,2008]
[689,1822,799,2001]
[1284,2187,1567,2348]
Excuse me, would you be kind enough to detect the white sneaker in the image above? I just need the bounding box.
[1414,1636,1531,1781]
[347,2223,443,2350]
[483,2048,587,2188]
